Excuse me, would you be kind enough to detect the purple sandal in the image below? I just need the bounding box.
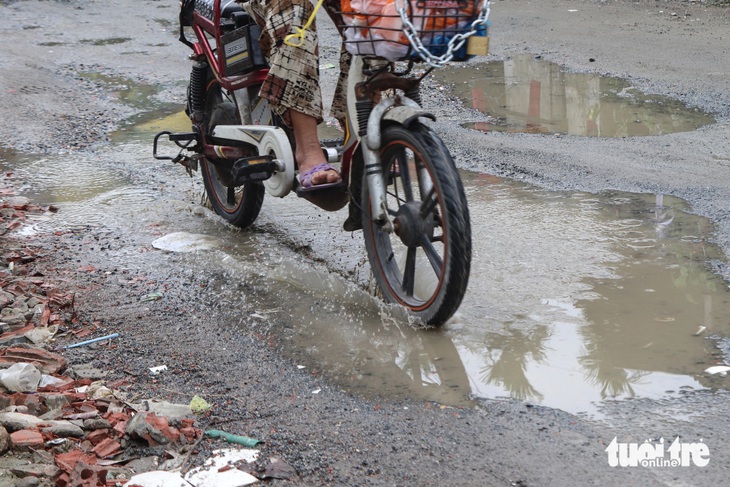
[297,163,342,192]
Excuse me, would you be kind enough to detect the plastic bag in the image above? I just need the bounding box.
[0,363,41,392]
[341,0,477,61]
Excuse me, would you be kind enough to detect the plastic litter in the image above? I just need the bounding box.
[189,394,211,413]
[205,429,261,447]
[62,333,119,349]
[38,374,68,389]
[184,448,260,486]
[705,365,730,376]
[141,292,164,302]
[0,362,41,392]
[25,324,58,344]
[149,365,168,375]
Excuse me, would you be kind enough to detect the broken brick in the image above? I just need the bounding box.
[145,413,180,443]
[10,429,44,450]
[55,450,97,474]
[71,461,107,487]
[86,428,110,445]
[91,437,121,458]
[56,472,71,487]
[0,324,35,345]
[0,346,67,374]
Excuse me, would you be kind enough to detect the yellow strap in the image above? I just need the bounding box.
[283,0,325,47]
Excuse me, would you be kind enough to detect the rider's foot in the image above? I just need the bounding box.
[295,141,341,188]
[298,162,341,189]
[290,110,341,188]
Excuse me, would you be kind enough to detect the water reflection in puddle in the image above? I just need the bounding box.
[234,174,730,417]
[434,54,715,137]
[452,175,729,414]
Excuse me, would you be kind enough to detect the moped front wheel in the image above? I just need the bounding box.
[361,123,472,326]
[199,80,264,229]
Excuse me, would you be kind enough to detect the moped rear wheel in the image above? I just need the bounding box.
[200,81,264,229]
[361,123,471,326]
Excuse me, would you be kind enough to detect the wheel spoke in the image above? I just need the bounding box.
[395,152,414,202]
[402,246,417,297]
[420,235,444,276]
[226,186,235,206]
[420,187,438,218]
[386,189,408,208]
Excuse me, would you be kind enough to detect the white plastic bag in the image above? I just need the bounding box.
[0,363,42,392]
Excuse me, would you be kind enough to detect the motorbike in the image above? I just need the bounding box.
[153,0,490,325]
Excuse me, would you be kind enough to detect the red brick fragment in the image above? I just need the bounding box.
[10,429,44,449]
[86,428,109,445]
[145,413,180,443]
[0,324,34,342]
[0,346,66,374]
[55,450,97,474]
[112,420,127,437]
[71,461,107,487]
[180,427,198,442]
[104,411,129,422]
[91,437,121,459]
[72,328,92,339]
[56,472,71,487]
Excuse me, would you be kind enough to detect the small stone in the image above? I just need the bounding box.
[11,463,60,480]
[43,394,70,411]
[15,477,40,487]
[0,425,10,454]
[0,412,43,431]
[0,308,25,326]
[68,364,109,380]
[82,418,112,430]
[41,421,84,438]
[126,456,160,474]
[0,291,13,308]
[5,197,30,208]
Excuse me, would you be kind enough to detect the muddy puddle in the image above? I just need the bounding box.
[433,54,715,137]
[244,176,730,417]
[3,108,729,419]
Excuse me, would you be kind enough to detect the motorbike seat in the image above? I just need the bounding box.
[194,0,243,21]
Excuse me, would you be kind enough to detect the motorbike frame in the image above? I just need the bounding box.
[178,0,437,225]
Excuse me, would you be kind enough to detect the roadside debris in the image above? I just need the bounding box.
[148,365,168,375]
[189,395,211,414]
[205,429,261,447]
[704,365,730,376]
[0,174,293,486]
[140,292,164,303]
[62,333,120,349]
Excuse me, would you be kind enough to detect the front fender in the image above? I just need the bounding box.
[382,106,437,128]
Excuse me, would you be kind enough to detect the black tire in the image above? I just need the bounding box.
[361,123,471,326]
[199,78,264,229]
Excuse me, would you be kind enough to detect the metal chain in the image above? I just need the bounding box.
[397,0,491,68]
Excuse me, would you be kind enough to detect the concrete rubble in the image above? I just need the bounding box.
[0,182,268,486]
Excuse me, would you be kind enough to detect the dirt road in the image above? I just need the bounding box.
[1,0,729,486]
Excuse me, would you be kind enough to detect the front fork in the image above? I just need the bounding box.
[348,58,435,233]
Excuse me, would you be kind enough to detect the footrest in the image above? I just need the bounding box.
[168,132,198,142]
[231,155,278,185]
[153,130,200,161]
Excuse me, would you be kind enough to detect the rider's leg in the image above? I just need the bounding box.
[245,0,340,185]
[289,110,339,184]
